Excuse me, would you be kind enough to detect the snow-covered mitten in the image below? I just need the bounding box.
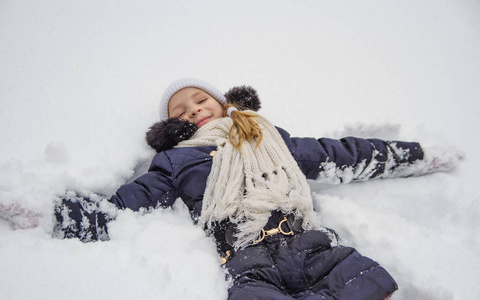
[422,145,464,174]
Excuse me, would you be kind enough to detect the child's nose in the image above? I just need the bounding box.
[189,106,202,117]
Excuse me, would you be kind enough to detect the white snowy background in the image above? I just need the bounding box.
[1,0,479,299]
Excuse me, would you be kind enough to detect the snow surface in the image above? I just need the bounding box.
[1,0,479,299]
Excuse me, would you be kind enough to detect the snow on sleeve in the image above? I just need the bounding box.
[381,143,464,179]
[314,138,463,185]
[315,139,419,184]
[53,191,117,242]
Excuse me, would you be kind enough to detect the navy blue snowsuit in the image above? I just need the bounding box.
[54,128,424,299]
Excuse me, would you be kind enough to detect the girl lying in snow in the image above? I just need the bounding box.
[43,79,461,299]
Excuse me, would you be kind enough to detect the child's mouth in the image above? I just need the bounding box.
[196,117,210,128]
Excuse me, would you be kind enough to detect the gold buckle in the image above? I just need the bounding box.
[220,250,231,265]
[254,217,293,244]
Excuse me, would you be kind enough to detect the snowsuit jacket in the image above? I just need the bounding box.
[54,128,424,299]
[110,128,423,215]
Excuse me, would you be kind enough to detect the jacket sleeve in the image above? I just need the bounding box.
[53,192,117,242]
[53,152,178,242]
[109,151,178,211]
[277,127,425,184]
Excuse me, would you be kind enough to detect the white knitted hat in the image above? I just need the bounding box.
[159,78,228,121]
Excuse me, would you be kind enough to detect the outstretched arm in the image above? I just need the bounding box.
[278,128,461,184]
[54,151,178,242]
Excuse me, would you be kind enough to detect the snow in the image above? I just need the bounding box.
[1,0,479,299]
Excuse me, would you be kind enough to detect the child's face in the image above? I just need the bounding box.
[168,87,224,128]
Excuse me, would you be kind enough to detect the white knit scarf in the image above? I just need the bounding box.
[176,115,319,249]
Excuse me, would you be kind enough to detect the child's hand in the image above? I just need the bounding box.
[0,203,41,229]
[423,146,465,173]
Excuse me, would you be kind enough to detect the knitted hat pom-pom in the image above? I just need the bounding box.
[224,86,261,111]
